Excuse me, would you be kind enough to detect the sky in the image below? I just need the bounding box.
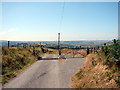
[1,2,118,41]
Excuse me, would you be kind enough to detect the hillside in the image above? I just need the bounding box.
[71,40,120,88]
[0,40,112,48]
[2,46,57,84]
[61,48,87,58]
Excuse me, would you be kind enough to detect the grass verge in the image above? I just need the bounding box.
[2,46,56,85]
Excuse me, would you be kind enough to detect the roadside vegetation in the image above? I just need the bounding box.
[2,46,56,85]
[71,39,120,88]
[62,48,87,58]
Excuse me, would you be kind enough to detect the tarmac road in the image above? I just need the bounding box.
[3,54,85,88]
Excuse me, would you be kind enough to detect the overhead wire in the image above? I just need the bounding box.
[58,1,65,55]
[58,1,65,33]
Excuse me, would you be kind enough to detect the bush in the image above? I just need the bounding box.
[75,69,83,80]
[2,46,50,84]
[2,47,9,55]
[41,48,47,53]
[2,47,38,84]
[105,72,114,80]
[101,41,120,67]
[114,76,120,87]
[92,57,97,66]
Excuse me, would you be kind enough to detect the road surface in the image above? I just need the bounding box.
[3,54,85,88]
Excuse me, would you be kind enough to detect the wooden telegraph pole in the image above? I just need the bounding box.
[58,33,61,55]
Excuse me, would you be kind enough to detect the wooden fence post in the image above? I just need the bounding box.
[30,45,31,48]
[8,41,10,49]
[93,47,95,54]
[104,43,106,46]
[87,47,89,55]
[33,46,35,55]
[104,43,108,56]
[80,46,81,49]
[113,39,116,44]
[97,46,99,50]
[91,48,92,53]
[17,43,19,49]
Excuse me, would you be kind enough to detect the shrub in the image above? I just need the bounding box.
[105,72,114,80]
[41,48,48,53]
[2,47,9,55]
[114,76,120,87]
[75,69,83,80]
[92,57,97,66]
[101,41,120,67]
[2,47,38,84]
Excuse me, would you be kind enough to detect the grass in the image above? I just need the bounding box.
[71,40,120,88]
[2,46,57,85]
[75,69,83,80]
[2,47,37,84]
[61,48,87,58]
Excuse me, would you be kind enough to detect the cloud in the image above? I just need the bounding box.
[0,28,18,40]
[8,28,17,33]
[61,33,117,40]
[0,28,17,35]
[0,31,117,41]
[0,32,7,35]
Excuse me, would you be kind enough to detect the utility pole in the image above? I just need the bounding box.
[58,33,61,55]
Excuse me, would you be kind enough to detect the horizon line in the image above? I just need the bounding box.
[0,40,113,42]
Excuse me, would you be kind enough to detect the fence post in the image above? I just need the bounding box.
[80,46,81,49]
[91,48,92,53]
[33,46,35,55]
[93,47,95,54]
[104,43,108,56]
[25,45,26,48]
[87,47,89,55]
[8,41,10,49]
[72,48,74,58]
[17,43,19,49]
[113,39,116,44]
[104,43,106,46]
[97,46,99,50]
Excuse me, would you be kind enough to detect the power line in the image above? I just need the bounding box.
[58,1,65,56]
[59,1,65,32]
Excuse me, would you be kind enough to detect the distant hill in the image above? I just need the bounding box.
[61,40,112,46]
[0,40,113,48]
